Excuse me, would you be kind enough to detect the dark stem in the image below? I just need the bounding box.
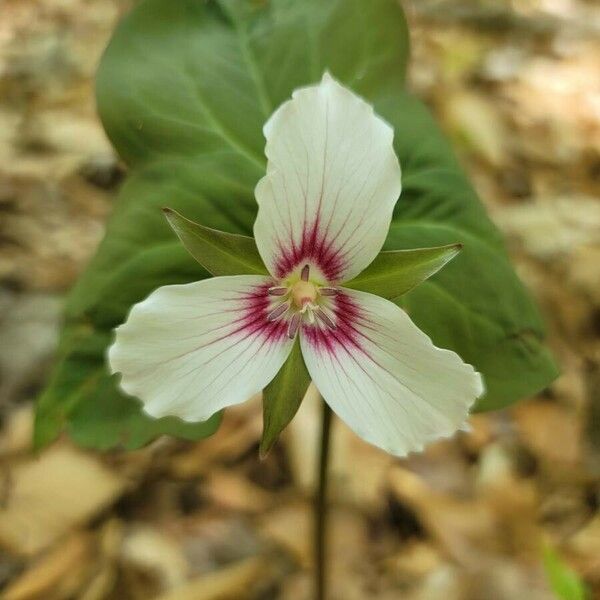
[315,399,333,600]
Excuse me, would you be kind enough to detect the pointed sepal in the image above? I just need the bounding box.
[163,208,268,277]
[344,244,462,300]
[260,338,311,458]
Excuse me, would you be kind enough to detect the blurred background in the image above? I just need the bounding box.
[0,0,599,598]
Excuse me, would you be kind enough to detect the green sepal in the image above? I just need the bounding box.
[260,338,311,458]
[344,244,462,299]
[163,207,268,277]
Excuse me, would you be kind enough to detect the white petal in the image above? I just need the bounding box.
[300,288,484,456]
[254,72,401,284]
[108,275,294,422]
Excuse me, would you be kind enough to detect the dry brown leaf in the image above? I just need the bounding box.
[0,445,125,555]
[386,541,443,582]
[120,524,189,592]
[0,405,34,457]
[205,470,272,513]
[259,502,312,567]
[513,400,582,466]
[78,565,118,600]
[567,515,600,583]
[154,557,267,600]
[388,466,498,564]
[2,531,95,600]
[169,400,263,479]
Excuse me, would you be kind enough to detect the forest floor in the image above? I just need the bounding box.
[0,0,599,598]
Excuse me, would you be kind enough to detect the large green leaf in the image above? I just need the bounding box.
[35,0,556,449]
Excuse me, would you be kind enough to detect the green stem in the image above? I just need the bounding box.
[315,399,333,600]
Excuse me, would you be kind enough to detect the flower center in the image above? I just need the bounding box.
[291,280,317,309]
[267,264,338,338]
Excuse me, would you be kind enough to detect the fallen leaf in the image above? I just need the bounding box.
[0,445,125,555]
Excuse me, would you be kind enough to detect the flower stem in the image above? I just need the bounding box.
[315,399,333,600]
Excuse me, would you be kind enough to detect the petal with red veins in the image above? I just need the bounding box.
[254,72,401,284]
[300,289,484,456]
[108,276,294,422]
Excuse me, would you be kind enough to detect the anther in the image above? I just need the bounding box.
[268,286,288,296]
[300,264,310,282]
[267,302,289,321]
[319,287,338,296]
[315,309,336,330]
[287,313,301,338]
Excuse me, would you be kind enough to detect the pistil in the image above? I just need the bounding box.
[291,280,318,309]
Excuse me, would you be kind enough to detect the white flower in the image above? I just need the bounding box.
[108,73,484,456]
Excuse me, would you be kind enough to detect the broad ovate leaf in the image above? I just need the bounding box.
[345,244,462,299]
[163,208,267,276]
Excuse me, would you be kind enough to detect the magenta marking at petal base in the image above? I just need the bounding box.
[303,291,366,356]
[274,219,347,281]
[233,283,289,344]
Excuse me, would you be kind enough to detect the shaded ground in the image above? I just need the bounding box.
[1,0,599,598]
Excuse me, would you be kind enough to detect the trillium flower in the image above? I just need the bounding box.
[109,73,484,456]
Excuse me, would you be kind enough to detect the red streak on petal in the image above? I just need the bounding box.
[302,292,366,357]
[274,219,347,282]
[233,283,289,344]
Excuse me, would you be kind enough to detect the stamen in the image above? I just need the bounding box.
[300,264,310,282]
[268,286,288,296]
[315,308,336,330]
[287,313,301,338]
[319,287,338,297]
[267,302,289,321]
